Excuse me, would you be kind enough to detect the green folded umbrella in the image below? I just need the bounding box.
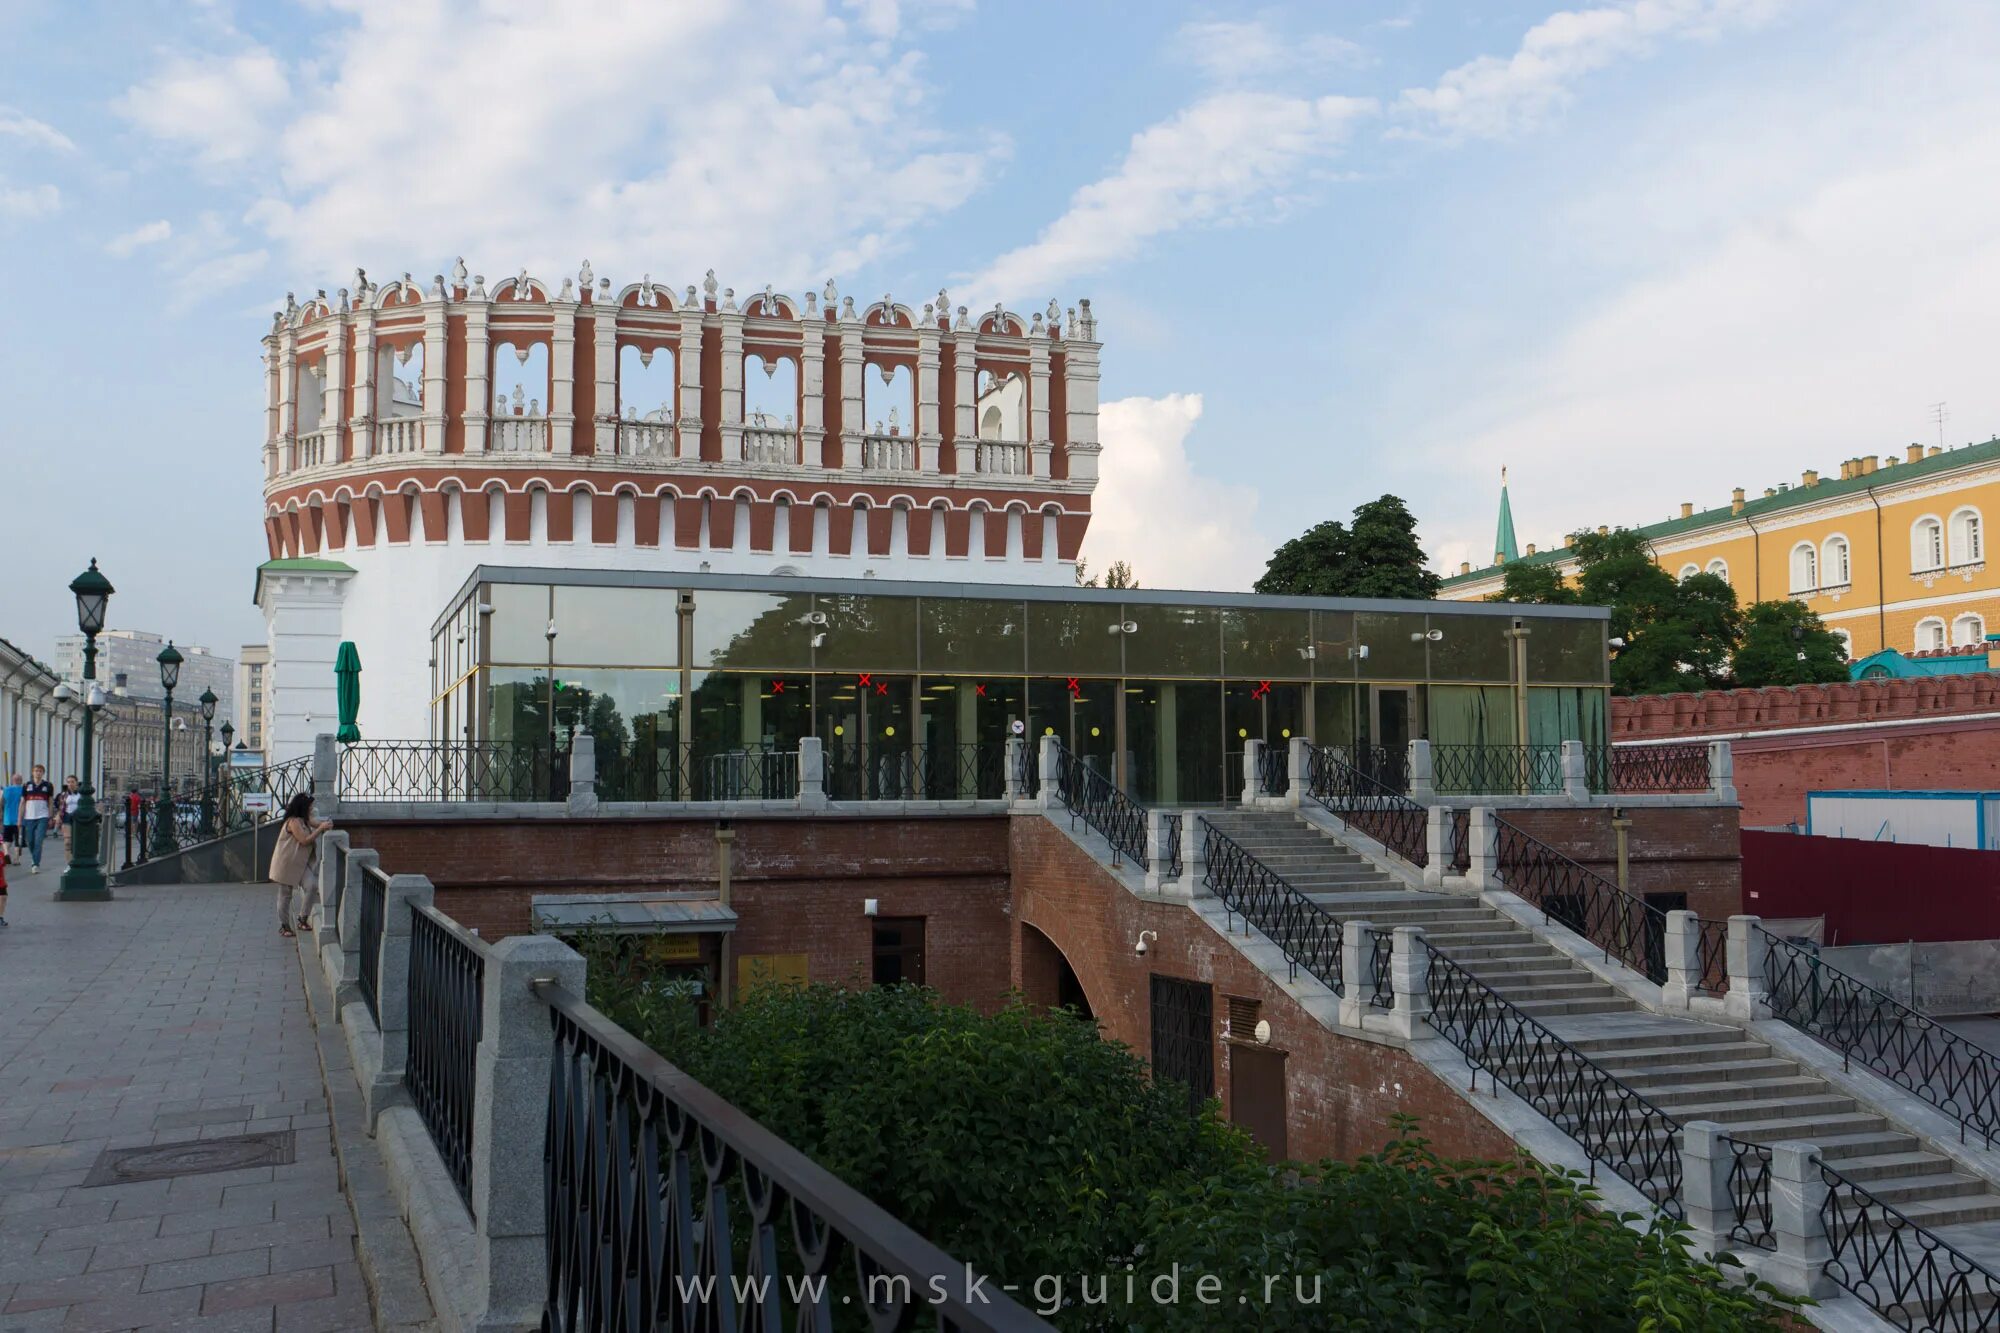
[334,641,362,744]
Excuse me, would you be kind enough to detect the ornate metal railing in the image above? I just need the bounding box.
[1165,811,1184,881]
[358,866,387,1027]
[1424,940,1684,1212]
[1494,816,1661,983]
[339,740,557,803]
[536,982,1049,1333]
[1431,743,1565,796]
[329,840,348,923]
[1010,738,1040,800]
[1052,741,1148,869]
[1305,746,1428,868]
[405,907,485,1211]
[1585,743,1711,794]
[145,755,316,855]
[698,746,799,802]
[1326,742,1408,793]
[821,742,1006,802]
[1367,927,1394,1008]
[1725,1138,1775,1251]
[1200,819,1340,989]
[1763,929,2000,1146]
[1819,1155,2000,1328]
[1449,808,1471,875]
[1256,743,1290,798]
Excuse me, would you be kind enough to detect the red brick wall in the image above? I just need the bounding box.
[1008,816,1518,1164]
[1726,721,2000,828]
[1612,675,2000,739]
[339,814,1012,1009]
[1496,806,1741,922]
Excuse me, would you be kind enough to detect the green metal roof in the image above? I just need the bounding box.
[1494,473,1518,565]
[1442,436,2000,588]
[252,557,355,606]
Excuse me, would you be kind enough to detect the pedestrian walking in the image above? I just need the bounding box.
[0,844,8,928]
[269,791,332,939]
[18,766,54,873]
[1,774,21,866]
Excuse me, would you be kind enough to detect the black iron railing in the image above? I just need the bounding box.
[822,741,1007,802]
[1585,744,1711,794]
[1819,1155,2000,1327]
[1052,741,1148,869]
[1010,738,1040,800]
[1725,1138,1775,1251]
[1305,747,1429,868]
[358,866,387,1027]
[1448,808,1471,875]
[1327,742,1409,793]
[1424,940,1685,1211]
[697,746,800,801]
[339,740,557,803]
[405,907,484,1211]
[329,841,348,923]
[144,754,316,855]
[1165,811,1184,881]
[1763,929,2000,1146]
[1256,743,1290,797]
[1367,927,1394,1008]
[536,982,1050,1333]
[1200,819,1340,989]
[1431,743,1566,796]
[1493,817,1727,994]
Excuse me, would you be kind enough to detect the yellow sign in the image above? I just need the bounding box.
[643,934,704,964]
[736,952,809,1000]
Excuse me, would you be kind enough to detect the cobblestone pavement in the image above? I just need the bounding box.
[0,858,370,1332]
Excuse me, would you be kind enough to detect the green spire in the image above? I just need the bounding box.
[1494,467,1519,564]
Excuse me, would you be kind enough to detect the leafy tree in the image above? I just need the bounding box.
[1076,559,1139,589]
[1732,600,1850,688]
[577,966,1796,1331]
[1256,496,1441,599]
[1492,561,1577,605]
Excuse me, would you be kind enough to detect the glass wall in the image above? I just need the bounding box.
[448,577,1610,804]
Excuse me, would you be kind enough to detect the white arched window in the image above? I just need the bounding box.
[1832,628,1853,659]
[1678,563,1700,581]
[1954,614,1986,647]
[1950,508,1983,566]
[1821,535,1851,588]
[1913,516,1945,572]
[1706,558,1729,583]
[1916,617,1948,652]
[1789,542,1818,594]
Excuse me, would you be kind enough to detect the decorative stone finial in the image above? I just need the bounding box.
[511,384,525,414]
[992,301,1006,330]
[430,274,446,297]
[722,287,737,313]
[761,282,774,313]
[684,285,698,310]
[598,278,612,301]
[1067,305,1077,336]
[315,288,327,304]
[1047,298,1061,328]
[922,302,934,324]
[579,259,593,292]
[354,267,368,294]
[558,277,573,301]
[641,273,655,306]
[514,267,530,299]
[471,273,487,299]
[703,268,718,300]
[955,304,970,331]
[936,289,950,322]
[804,290,818,316]
[1077,297,1094,338]
[840,295,856,320]
[823,278,837,306]
[452,257,468,288]
[337,287,349,313]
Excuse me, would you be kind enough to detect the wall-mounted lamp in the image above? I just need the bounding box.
[1350,644,1370,660]
[810,633,828,649]
[1299,645,1317,660]
[1608,636,1627,649]
[1253,1019,1272,1045]
[863,898,880,918]
[1108,621,1139,635]
[1134,929,1158,956]
[806,611,829,626]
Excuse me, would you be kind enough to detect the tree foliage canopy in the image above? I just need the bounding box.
[578,962,1795,1330]
[1256,496,1442,600]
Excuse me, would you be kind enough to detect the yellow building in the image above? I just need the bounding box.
[1441,441,2000,662]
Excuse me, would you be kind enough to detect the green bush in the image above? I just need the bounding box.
[578,953,1795,1331]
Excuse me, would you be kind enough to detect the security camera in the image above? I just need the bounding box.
[1426,629,1444,642]
[1608,636,1627,649]
[1134,929,1157,956]
[52,682,75,702]
[1122,621,1138,634]
[476,602,494,615]
[807,611,829,626]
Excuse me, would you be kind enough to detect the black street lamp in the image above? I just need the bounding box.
[57,559,114,902]
[149,641,184,858]
[198,688,218,837]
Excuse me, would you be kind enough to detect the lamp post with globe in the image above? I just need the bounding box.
[149,642,185,859]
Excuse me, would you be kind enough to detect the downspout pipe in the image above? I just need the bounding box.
[1743,511,1762,603]
[1866,482,1887,655]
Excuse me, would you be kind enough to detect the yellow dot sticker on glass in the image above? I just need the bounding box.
[884,725,896,737]
[1090,726,1101,737]
[1281,728,1291,738]
[833,724,845,737]
[1044,726,1055,736]
[1237,728,1248,738]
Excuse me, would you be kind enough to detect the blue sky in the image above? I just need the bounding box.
[6,0,2000,664]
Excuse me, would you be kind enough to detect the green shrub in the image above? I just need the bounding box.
[579,956,1796,1331]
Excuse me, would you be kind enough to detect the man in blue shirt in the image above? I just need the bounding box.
[1,773,21,867]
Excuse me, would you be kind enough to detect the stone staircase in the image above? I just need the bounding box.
[1200,809,2000,1231]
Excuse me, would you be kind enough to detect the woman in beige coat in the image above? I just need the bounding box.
[270,791,332,938]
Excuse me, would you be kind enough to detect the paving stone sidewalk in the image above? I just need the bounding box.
[0,859,371,1332]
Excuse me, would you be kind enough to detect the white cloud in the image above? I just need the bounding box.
[1401,0,1787,139]
[1425,111,2000,573]
[106,219,173,257]
[970,91,1374,302]
[0,182,60,219]
[114,49,289,165]
[1170,17,1369,84]
[0,107,75,152]
[117,0,1002,294]
[1082,394,1271,592]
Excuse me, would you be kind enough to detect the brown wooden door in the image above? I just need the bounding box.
[1229,1045,1289,1161]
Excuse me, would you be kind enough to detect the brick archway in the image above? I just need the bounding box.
[1020,922,1095,1019]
